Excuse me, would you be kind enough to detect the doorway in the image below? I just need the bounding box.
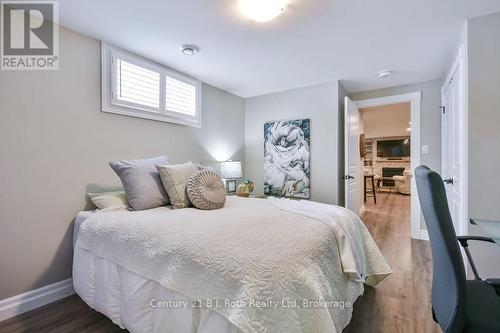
[344,92,425,240]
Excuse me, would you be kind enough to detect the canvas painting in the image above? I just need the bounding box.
[264,118,310,198]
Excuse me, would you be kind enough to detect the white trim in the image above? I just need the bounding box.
[0,279,74,322]
[359,204,366,216]
[354,91,425,240]
[101,42,202,128]
[420,229,429,241]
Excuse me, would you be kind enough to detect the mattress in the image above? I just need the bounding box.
[73,210,96,247]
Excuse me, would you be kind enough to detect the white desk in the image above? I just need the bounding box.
[470,219,500,246]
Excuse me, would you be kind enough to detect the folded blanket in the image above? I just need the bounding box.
[76,196,391,333]
[269,197,390,285]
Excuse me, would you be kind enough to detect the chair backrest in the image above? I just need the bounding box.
[415,166,466,333]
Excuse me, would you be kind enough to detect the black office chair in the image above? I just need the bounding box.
[415,166,500,333]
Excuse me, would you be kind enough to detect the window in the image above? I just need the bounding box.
[102,43,202,127]
[115,59,160,111]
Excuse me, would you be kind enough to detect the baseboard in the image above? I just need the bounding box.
[359,204,366,216]
[0,278,74,322]
[419,229,429,241]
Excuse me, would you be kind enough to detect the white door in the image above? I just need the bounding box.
[441,61,465,236]
[344,97,361,215]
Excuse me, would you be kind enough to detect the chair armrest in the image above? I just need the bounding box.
[486,279,500,296]
[456,236,496,281]
[486,278,500,287]
[457,235,495,248]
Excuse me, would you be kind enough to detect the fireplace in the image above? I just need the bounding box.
[382,167,405,186]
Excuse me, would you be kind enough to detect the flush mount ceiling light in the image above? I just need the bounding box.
[239,0,286,22]
[181,45,199,56]
[378,70,392,79]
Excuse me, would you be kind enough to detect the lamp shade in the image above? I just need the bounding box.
[220,161,242,179]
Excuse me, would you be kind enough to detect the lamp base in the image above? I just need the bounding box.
[225,179,237,193]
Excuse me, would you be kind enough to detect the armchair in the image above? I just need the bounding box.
[393,170,411,194]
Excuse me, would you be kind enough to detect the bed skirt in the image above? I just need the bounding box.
[73,246,241,333]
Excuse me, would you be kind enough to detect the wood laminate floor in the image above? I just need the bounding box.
[0,193,440,333]
[344,193,441,333]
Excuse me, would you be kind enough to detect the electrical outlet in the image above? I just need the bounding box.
[422,145,429,154]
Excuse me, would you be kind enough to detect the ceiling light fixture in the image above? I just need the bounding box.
[181,45,199,56]
[239,0,286,23]
[378,70,392,79]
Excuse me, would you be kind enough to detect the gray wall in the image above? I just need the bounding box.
[244,82,341,205]
[466,12,500,277]
[0,27,245,300]
[349,79,442,174]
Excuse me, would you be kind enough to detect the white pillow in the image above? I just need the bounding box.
[87,191,129,211]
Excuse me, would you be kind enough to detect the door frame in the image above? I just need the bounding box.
[354,91,424,240]
[441,45,467,238]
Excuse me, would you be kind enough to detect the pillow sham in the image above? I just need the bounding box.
[109,156,169,211]
[187,169,226,210]
[156,161,197,209]
[87,191,129,211]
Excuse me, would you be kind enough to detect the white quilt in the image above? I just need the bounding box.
[76,196,391,333]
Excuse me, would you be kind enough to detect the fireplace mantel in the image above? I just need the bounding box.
[376,159,410,163]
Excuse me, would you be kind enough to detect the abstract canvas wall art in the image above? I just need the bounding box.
[264,119,310,198]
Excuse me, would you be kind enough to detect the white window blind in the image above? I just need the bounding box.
[102,43,202,127]
[165,77,197,116]
[115,59,160,110]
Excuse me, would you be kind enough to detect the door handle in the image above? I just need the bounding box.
[344,175,355,180]
[443,177,454,185]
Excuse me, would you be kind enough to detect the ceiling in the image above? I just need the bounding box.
[58,0,500,97]
[361,103,411,139]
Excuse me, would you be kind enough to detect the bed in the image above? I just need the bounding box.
[73,196,391,333]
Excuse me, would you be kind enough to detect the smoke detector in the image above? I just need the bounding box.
[181,45,199,56]
[379,70,392,79]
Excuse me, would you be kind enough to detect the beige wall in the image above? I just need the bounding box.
[361,102,411,139]
[466,12,500,278]
[244,82,341,205]
[0,27,245,300]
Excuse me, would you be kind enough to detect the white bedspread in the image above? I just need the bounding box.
[268,197,389,286]
[76,196,391,333]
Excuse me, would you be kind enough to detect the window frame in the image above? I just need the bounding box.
[101,42,202,128]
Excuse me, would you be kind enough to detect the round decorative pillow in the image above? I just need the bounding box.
[187,169,226,210]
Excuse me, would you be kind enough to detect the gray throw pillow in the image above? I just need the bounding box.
[109,156,169,210]
[187,169,226,210]
[156,161,197,209]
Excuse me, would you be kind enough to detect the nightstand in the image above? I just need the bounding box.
[236,194,267,199]
[248,194,267,199]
